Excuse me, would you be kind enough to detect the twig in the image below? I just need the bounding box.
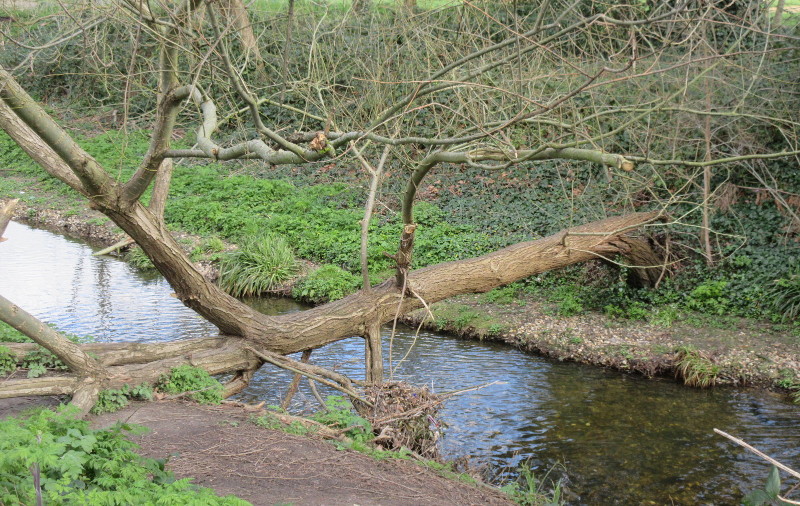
[714,428,800,481]
[307,378,326,409]
[245,346,371,407]
[439,380,503,399]
[281,349,312,410]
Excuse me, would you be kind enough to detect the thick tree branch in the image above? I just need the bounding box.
[0,295,106,378]
[0,65,115,199]
[0,86,86,196]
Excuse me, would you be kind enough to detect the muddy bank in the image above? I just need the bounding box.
[402,294,800,395]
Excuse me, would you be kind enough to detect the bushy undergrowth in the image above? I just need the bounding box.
[91,384,155,415]
[292,264,360,303]
[218,233,298,297]
[0,407,248,505]
[156,365,224,405]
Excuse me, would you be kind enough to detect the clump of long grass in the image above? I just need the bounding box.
[218,234,298,297]
[770,274,800,323]
[126,246,156,271]
[674,346,719,388]
[500,462,565,506]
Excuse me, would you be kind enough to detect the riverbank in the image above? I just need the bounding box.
[3,180,799,401]
[402,295,800,392]
[0,397,512,505]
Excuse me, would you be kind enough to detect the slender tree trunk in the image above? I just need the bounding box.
[219,0,262,62]
[773,0,786,26]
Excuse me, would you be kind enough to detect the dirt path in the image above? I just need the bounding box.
[89,401,512,506]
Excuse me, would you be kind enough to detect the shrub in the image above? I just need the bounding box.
[22,348,68,378]
[0,322,31,343]
[557,294,584,317]
[91,384,154,415]
[685,281,730,315]
[0,345,16,376]
[311,396,374,448]
[292,264,360,303]
[218,234,298,297]
[156,365,224,405]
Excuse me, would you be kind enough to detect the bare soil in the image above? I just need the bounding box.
[88,400,512,506]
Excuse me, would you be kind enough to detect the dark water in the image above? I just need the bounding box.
[1,221,798,504]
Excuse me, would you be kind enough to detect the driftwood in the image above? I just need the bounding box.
[92,237,135,256]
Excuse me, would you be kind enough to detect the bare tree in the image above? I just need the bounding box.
[0,0,797,413]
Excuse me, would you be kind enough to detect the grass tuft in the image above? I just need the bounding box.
[125,246,156,271]
[770,274,800,323]
[674,345,719,388]
[218,234,298,297]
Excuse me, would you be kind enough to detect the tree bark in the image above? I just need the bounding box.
[364,321,383,384]
[0,198,17,242]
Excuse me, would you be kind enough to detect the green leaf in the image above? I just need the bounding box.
[744,489,772,506]
[766,466,781,497]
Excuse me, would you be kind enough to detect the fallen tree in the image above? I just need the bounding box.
[0,209,664,408]
[0,0,795,414]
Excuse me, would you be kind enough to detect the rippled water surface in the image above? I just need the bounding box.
[2,222,798,504]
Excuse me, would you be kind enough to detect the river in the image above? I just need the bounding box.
[1,221,797,504]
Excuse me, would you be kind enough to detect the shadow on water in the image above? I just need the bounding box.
[2,222,798,504]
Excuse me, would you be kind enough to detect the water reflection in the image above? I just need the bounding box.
[0,221,217,342]
[1,222,798,505]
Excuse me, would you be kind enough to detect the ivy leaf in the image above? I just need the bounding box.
[766,466,781,497]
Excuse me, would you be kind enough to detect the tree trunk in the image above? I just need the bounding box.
[0,198,17,241]
[219,0,262,62]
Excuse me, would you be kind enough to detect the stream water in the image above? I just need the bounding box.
[1,221,798,504]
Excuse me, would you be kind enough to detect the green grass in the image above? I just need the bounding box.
[674,346,720,388]
[218,233,299,297]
